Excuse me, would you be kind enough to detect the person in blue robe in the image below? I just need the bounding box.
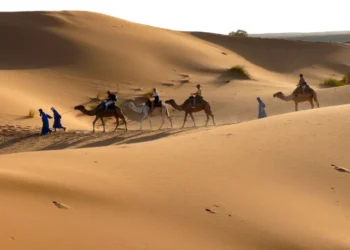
[39,109,53,135]
[257,97,267,119]
[51,107,66,132]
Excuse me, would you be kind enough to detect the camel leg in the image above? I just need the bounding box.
[294,101,298,112]
[92,116,99,132]
[139,113,148,130]
[182,112,189,128]
[121,116,128,132]
[165,108,173,128]
[309,99,314,109]
[100,117,106,132]
[189,113,196,127]
[159,114,165,130]
[113,116,119,132]
[205,113,210,126]
[314,95,320,108]
[148,116,152,130]
[210,113,216,126]
[168,116,173,128]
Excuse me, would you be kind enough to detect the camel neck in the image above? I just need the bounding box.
[130,103,145,113]
[169,101,183,111]
[80,108,96,116]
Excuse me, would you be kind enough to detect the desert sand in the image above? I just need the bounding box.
[1,11,350,250]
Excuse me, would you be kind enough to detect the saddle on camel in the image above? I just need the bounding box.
[296,74,311,96]
[99,91,118,111]
[147,88,163,114]
[190,84,203,108]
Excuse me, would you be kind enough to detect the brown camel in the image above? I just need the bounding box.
[165,97,215,128]
[74,104,128,132]
[273,86,320,111]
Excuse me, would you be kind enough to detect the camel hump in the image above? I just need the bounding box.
[294,85,314,97]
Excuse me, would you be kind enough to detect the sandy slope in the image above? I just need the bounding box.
[2,105,350,250]
[1,10,350,250]
[0,11,349,131]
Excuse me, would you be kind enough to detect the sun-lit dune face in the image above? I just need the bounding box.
[2,105,350,250]
[2,11,350,250]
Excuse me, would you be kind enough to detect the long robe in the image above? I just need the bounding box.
[40,112,52,135]
[52,109,64,129]
[258,99,267,119]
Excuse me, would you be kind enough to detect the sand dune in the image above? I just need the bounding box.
[2,105,350,249]
[1,10,350,250]
[1,10,349,130]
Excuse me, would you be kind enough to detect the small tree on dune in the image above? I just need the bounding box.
[229,29,248,37]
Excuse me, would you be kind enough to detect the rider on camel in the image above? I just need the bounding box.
[191,84,202,108]
[297,74,308,95]
[149,88,159,115]
[105,90,117,111]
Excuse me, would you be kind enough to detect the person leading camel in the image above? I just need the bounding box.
[105,90,117,111]
[39,109,53,135]
[191,84,202,108]
[51,107,66,132]
[257,97,267,119]
[149,88,160,115]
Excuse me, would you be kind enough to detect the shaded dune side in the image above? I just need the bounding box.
[2,11,349,82]
[189,32,350,74]
[0,11,240,82]
[0,26,81,70]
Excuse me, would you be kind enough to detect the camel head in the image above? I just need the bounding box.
[165,99,175,105]
[273,92,283,98]
[74,105,84,110]
[123,102,134,109]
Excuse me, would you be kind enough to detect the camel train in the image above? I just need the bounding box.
[74,78,319,132]
[74,94,215,132]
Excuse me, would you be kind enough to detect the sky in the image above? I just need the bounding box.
[2,0,349,34]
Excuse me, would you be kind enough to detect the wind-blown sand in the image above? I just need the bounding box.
[1,11,350,250]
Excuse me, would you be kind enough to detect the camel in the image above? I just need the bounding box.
[273,86,320,111]
[165,97,215,128]
[74,103,128,132]
[123,101,173,130]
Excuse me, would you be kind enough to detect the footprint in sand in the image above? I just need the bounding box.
[331,164,350,173]
[205,208,216,214]
[52,201,69,209]
[207,204,233,217]
[162,83,175,87]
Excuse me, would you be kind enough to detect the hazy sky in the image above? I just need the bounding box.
[2,0,349,34]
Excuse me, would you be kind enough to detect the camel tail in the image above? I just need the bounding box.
[313,91,320,108]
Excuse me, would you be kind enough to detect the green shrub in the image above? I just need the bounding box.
[342,75,348,84]
[143,90,153,98]
[229,65,251,79]
[96,92,105,100]
[320,75,348,87]
[228,29,248,37]
[29,109,36,118]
